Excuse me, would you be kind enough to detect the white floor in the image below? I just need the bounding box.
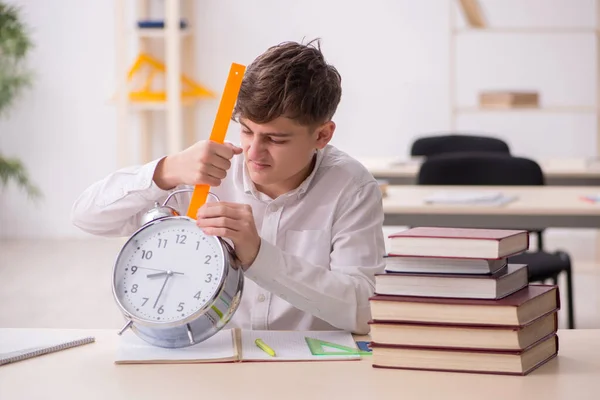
[1,228,599,330]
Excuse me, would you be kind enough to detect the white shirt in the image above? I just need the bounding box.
[71,144,386,334]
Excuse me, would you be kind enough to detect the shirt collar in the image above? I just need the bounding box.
[241,148,325,200]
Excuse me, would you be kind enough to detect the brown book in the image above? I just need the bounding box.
[388,227,529,259]
[368,311,557,351]
[375,264,528,299]
[479,91,539,108]
[370,333,558,376]
[369,284,559,326]
[384,255,507,275]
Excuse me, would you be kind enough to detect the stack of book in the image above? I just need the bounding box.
[369,227,560,376]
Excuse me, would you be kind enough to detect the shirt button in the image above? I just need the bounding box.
[257,294,266,302]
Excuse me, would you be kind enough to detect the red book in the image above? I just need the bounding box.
[370,333,558,376]
[388,227,529,259]
[369,284,560,326]
[368,311,557,351]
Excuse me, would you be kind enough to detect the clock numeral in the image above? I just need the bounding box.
[205,273,213,283]
[141,250,153,260]
[157,306,164,315]
[176,234,187,244]
[131,266,138,274]
[142,297,149,306]
[196,241,200,250]
[131,284,138,293]
[194,291,202,300]
[204,255,212,265]
[157,238,168,248]
[177,302,185,312]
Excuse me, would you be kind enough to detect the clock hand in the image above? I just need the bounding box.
[136,266,167,273]
[146,270,184,278]
[153,273,172,309]
[137,266,184,274]
[147,271,168,279]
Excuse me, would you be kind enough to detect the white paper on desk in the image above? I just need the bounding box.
[114,328,236,363]
[240,330,361,361]
[424,191,517,206]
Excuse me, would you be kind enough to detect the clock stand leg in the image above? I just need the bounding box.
[186,323,195,345]
[118,320,134,335]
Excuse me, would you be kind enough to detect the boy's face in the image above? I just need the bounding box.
[239,117,334,197]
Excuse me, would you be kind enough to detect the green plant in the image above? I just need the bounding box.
[0,2,40,199]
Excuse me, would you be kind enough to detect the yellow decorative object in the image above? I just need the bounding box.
[126,53,215,102]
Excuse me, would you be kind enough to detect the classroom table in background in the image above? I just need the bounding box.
[0,328,599,399]
[360,157,600,186]
[381,185,600,229]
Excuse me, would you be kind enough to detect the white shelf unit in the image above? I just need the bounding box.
[449,0,600,155]
[135,27,193,38]
[114,0,198,168]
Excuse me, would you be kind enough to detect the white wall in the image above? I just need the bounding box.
[0,0,597,238]
[0,0,118,238]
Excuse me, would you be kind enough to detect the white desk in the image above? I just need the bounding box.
[360,157,600,186]
[0,328,598,400]
[382,185,600,229]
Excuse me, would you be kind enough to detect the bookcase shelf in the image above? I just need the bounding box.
[114,0,201,168]
[135,27,193,38]
[456,106,598,114]
[453,27,598,34]
[127,99,199,111]
[450,0,600,155]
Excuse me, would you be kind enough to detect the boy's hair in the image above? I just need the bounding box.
[233,39,342,128]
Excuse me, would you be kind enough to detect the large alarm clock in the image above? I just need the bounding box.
[112,188,244,348]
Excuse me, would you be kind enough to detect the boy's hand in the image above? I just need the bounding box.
[154,141,242,190]
[196,202,261,269]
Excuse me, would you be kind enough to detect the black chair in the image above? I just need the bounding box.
[411,134,510,157]
[418,151,541,184]
[417,152,575,329]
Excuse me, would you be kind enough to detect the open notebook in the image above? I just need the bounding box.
[115,328,364,364]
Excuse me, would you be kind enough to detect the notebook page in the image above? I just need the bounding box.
[240,330,361,361]
[115,328,236,364]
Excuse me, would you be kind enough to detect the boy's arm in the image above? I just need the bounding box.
[244,181,386,334]
[70,158,174,237]
[71,141,243,237]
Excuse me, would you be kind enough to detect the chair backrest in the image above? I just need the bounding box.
[410,134,510,157]
[417,152,545,186]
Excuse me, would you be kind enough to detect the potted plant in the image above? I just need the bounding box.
[0,2,40,199]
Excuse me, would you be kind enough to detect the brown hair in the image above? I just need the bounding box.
[233,39,342,128]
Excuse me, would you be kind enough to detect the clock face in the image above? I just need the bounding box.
[113,217,226,324]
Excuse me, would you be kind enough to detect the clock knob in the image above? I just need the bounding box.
[140,188,220,227]
[140,203,179,226]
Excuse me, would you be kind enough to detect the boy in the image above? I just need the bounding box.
[71,40,385,334]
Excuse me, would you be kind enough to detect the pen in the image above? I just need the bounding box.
[255,338,276,357]
[580,196,596,204]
